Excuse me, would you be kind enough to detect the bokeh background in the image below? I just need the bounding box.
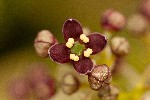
[0,0,150,100]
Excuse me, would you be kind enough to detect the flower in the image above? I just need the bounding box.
[48,18,107,74]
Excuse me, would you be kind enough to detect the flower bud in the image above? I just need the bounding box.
[88,65,111,91]
[8,78,30,100]
[101,9,126,31]
[139,0,150,20]
[98,85,119,100]
[34,78,56,100]
[34,30,58,57]
[127,14,148,36]
[141,91,150,100]
[27,63,56,99]
[61,73,80,95]
[27,63,49,86]
[111,37,130,57]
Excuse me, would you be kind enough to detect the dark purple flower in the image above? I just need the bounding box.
[101,9,126,31]
[48,18,107,74]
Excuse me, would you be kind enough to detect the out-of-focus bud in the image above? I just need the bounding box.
[83,27,91,36]
[101,9,126,31]
[61,73,80,95]
[98,85,119,100]
[88,65,111,91]
[34,78,56,100]
[27,63,49,86]
[8,78,30,100]
[34,30,58,57]
[111,37,130,57]
[139,0,150,20]
[27,63,56,99]
[141,91,150,100]
[127,14,148,36]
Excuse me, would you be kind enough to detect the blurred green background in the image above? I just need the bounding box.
[0,0,150,100]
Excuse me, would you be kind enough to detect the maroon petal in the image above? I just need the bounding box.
[85,33,107,54]
[72,56,94,74]
[49,43,70,63]
[62,18,83,41]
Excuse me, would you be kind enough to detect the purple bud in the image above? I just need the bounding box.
[34,30,58,57]
[34,78,56,100]
[8,78,30,100]
[27,63,49,86]
[101,9,126,31]
[139,0,150,20]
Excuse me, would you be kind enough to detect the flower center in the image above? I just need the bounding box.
[71,43,85,56]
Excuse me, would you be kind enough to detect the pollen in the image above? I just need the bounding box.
[80,34,89,43]
[84,48,93,57]
[70,54,79,61]
[68,38,74,44]
[66,42,73,48]
[66,38,75,48]
[74,56,79,61]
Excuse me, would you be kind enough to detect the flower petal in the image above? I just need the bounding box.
[85,33,107,54]
[49,43,70,63]
[72,56,94,74]
[62,18,83,41]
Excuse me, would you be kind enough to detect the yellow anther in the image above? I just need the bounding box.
[66,42,73,48]
[70,54,79,61]
[74,56,79,61]
[83,37,89,43]
[68,38,74,44]
[84,51,90,57]
[80,34,89,43]
[70,54,75,60]
[84,48,93,57]
[80,34,86,40]
[87,48,93,54]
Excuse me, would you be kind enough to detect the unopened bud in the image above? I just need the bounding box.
[127,14,148,36]
[98,85,119,100]
[34,30,58,57]
[101,9,126,31]
[111,37,130,57]
[139,0,150,20]
[8,78,30,100]
[61,73,80,95]
[88,65,111,91]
